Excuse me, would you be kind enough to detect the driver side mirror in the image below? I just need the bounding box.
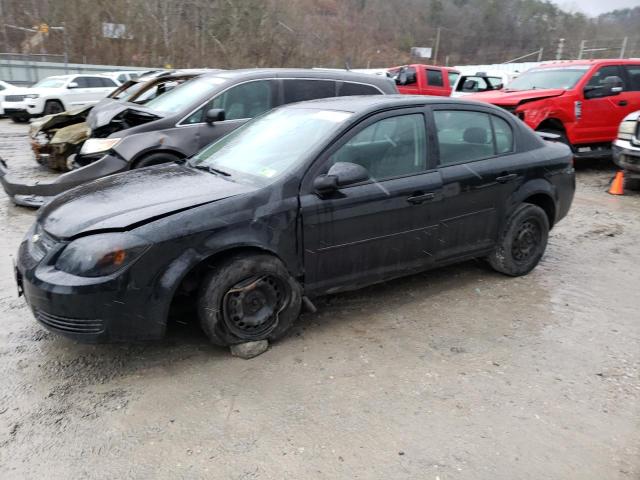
[463,79,477,90]
[205,108,226,124]
[67,81,79,89]
[584,75,624,99]
[313,162,370,195]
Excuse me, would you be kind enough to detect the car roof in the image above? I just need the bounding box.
[281,94,504,114]
[199,68,395,87]
[534,59,640,68]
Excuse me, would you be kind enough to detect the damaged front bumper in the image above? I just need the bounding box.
[0,153,128,208]
[613,139,640,178]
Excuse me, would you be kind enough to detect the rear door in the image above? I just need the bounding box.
[431,106,524,259]
[622,64,640,115]
[424,68,448,96]
[300,108,443,293]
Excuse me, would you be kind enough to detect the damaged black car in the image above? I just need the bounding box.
[15,96,575,346]
[1,69,396,208]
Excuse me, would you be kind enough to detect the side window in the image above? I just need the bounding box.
[434,110,495,165]
[338,82,381,96]
[283,80,336,104]
[492,115,514,154]
[74,77,91,88]
[184,80,273,124]
[101,78,118,87]
[586,65,625,90]
[427,69,444,87]
[448,71,459,87]
[624,65,640,91]
[329,113,427,181]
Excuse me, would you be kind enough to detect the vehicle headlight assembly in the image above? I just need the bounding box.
[617,120,637,141]
[80,137,121,155]
[24,93,40,99]
[55,233,150,277]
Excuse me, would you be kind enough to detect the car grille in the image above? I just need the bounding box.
[5,95,25,102]
[35,310,105,335]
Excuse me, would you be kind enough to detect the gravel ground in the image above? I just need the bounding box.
[0,118,638,479]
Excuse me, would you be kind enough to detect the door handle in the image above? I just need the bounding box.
[618,100,628,106]
[496,173,518,183]
[407,192,436,204]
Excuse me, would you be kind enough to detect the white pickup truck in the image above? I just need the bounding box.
[1,74,119,122]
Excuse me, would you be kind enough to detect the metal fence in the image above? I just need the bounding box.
[0,54,148,85]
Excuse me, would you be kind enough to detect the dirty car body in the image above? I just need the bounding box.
[27,71,204,172]
[15,96,575,344]
[1,69,396,208]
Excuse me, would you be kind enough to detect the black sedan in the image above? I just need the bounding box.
[15,95,575,346]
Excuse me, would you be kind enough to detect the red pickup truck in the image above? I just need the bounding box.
[388,64,460,96]
[467,59,640,158]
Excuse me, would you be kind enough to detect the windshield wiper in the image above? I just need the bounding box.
[191,164,231,177]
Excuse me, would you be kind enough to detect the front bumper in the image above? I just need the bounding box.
[16,239,166,342]
[612,139,640,177]
[0,152,128,208]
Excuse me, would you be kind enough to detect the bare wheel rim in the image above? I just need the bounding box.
[222,275,288,339]
[511,219,542,263]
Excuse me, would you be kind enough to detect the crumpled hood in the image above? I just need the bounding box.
[466,88,566,106]
[86,101,163,131]
[39,163,256,239]
[32,106,93,134]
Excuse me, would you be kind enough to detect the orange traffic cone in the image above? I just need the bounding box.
[608,171,625,196]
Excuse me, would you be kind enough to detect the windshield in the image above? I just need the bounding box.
[112,82,145,100]
[189,108,353,186]
[32,78,66,88]
[145,76,226,114]
[506,66,589,91]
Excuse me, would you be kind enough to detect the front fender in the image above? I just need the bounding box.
[112,131,190,164]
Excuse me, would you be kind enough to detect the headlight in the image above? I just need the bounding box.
[80,137,121,155]
[618,120,637,141]
[24,94,40,99]
[55,233,149,277]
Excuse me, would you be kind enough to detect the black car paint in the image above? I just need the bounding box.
[16,96,575,342]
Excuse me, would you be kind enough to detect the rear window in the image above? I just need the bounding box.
[283,80,336,103]
[426,69,444,87]
[338,82,381,96]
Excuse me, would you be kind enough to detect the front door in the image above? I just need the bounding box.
[431,107,523,259]
[300,109,443,294]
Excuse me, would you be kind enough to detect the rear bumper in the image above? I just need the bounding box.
[612,140,640,177]
[0,153,128,208]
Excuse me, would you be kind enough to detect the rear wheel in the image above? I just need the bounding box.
[198,253,302,347]
[11,115,29,123]
[488,203,549,276]
[134,151,181,168]
[43,100,65,116]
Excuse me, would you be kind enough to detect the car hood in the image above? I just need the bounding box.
[86,101,163,131]
[466,88,566,106]
[32,106,93,134]
[38,163,256,239]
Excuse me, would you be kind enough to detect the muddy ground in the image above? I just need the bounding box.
[0,118,638,479]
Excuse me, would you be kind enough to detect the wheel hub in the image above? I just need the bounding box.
[512,220,540,262]
[223,275,287,338]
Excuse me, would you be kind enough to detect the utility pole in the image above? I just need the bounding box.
[50,24,68,72]
[537,47,544,62]
[433,26,441,65]
[578,40,586,60]
[620,36,628,59]
[556,38,565,61]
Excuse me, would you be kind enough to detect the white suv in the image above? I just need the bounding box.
[1,74,119,122]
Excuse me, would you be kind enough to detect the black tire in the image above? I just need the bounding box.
[537,128,573,152]
[197,253,302,346]
[134,151,181,168]
[624,175,640,191]
[488,203,549,277]
[43,100,65,116]
[11,116,29,123]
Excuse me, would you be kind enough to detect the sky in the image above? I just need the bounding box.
[552,0,640,16]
